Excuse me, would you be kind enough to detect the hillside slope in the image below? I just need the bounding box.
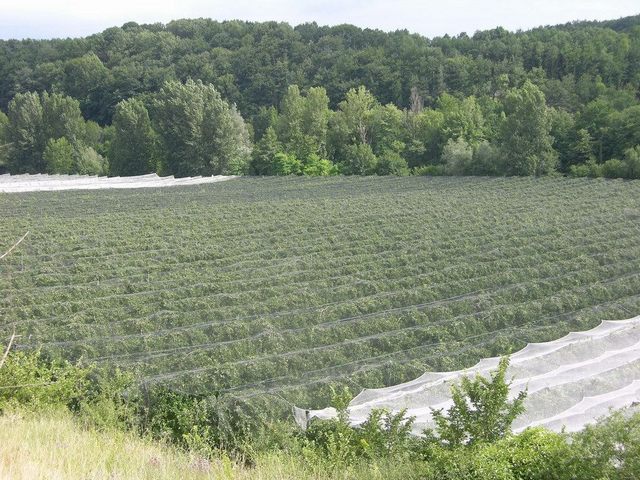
[2,176,640,410]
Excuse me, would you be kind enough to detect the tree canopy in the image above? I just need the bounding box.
[0,16,639,178]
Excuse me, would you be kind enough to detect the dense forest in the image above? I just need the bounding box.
[0,15,639,178]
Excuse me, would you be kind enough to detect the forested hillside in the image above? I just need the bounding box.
[0,16,639,177]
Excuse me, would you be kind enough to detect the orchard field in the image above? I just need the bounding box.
[1,176,640,410]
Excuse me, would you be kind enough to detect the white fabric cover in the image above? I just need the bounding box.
[0,173,236,192]
[295,316,640,434]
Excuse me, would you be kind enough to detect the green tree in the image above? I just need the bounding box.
[442,137,473,175]
[276,85,331,161]
[225,106,253,175]
[569,409,640,480]
[498,81,558,176]
[273,151,302,175]
[374,138,409,176]
[151,79,251,177]
[376,148,409,176]
[606,105,640,159]
[40,92,86,145]
[302,87,331,157]
[369,103,405,156]
[73,144,108,175]
[43,137,74,174]
[83,121,104,151]
[252,105,279,140]
[109,98,158,176]
[338,86,378,145]
[276,85,305,150]
[471,141,503,176]
[61,53,112,123]
[404,109,445,167]
[430,357,527,447]
[0,110,8,170]
[549,107,577,171]
[251,126,280,175]
[340,143,378,175]
[438,93,486,147]
[572,128,596,166]
[5,91,96,174]
[302,153,335,176]
[576,96,615,162]
[624,145,640,179]
[6,92,45,173]
[328,86,378,166]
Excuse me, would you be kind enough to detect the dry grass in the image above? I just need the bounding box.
[0,409,240,480]
[0,410,355,480]
[0,409,415,479]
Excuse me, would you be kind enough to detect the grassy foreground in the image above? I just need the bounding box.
[0,409,413,480]
[0,409,237,480]
[4,405,640,480]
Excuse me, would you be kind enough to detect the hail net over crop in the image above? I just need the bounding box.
[295,316,640,434]
[0,173,236,193]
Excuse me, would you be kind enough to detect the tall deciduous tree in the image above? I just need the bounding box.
[0,110,8,170]
[151,79,251,176]
[41,92,86,146]
[301,87,331,158]
[328,86,378,168]
[276,85,331,161]
[5,91,87,173]
[6,92,45,173]
[369,103,405,156]
[498,81,558,176]
[251,126,280,175]
[61,53,112,123]
[338,86,378,145]
[438,93,486,148]
[109,98,158,176]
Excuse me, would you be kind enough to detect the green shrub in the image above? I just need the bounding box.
[303,386,416,468]
[0,350,140,430]
[77,367,140,431]
[138,387,258,462]
[423,427,574,480]
[414,164,446,176]
[0,350,89,411]
[273,151,303,175]
[570,409,640,480]
[429,357,527,447]
[43,137,75,174]
[340,143,378,175]
[569,162,596,177]
[376,149,410,176]
[623,146,640,179]
[602,158,627,178]
[302,153,336,176]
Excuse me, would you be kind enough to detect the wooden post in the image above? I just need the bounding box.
[0,231,29,260]
[0,330,16,370]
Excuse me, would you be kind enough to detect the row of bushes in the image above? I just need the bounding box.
[1,349,639,478]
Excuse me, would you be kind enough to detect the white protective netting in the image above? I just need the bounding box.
[294,316,640,434]
[0,173,236,193]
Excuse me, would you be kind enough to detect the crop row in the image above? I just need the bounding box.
[2,176,640,408]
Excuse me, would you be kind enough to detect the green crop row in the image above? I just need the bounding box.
[2,176,640,409]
